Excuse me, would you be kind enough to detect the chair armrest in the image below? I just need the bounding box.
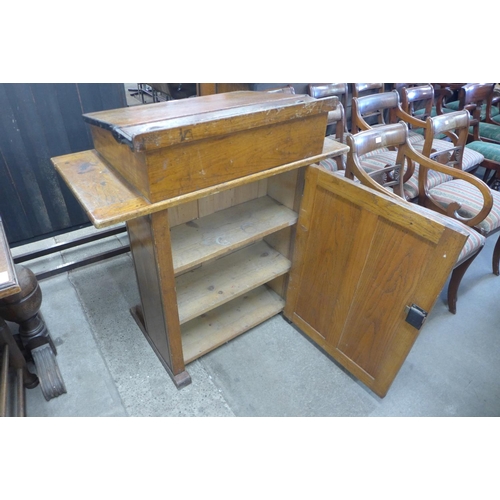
[434,87,453,114]
[407,144,493,228]
[484,91,500,124]
[394,106,427,130]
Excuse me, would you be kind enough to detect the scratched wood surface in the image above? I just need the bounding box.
[83,91,336,151]
[52,137,348,228]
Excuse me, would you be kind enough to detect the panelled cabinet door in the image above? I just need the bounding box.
[284,166,469,397]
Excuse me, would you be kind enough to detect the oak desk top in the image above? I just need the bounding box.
[52,137,348,229]
[0,217,20,299]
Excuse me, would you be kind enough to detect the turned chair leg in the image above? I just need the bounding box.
[448,250,482,314]
[0,265,66,401]
[493,235,500,276]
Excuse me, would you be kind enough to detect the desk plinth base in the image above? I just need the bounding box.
[130,305,192,389]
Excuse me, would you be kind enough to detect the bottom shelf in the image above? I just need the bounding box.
[181,284,285,364]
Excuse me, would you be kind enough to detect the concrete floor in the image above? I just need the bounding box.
[8,221,500,418]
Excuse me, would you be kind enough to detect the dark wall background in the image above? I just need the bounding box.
[0,83,126,247]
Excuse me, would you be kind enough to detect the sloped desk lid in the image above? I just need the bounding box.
[82,91,338,152]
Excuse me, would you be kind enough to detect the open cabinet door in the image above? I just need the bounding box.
[284,166,469,397]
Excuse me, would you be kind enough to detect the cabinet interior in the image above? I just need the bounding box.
[167,168,304,363]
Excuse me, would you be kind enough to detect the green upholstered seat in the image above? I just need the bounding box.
[466,140,500,163]
[414,107,439,118]
[472,122,500,143]
[413,108,452,138]
[414,107,453,128]
[445,100,500,119]
[414,106,455,117]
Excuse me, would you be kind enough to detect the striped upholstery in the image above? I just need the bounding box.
[319,134,347,172]
[323,133,484,202]
[324,165,486,262]
[445,101,500,119]
[351,151,420,199]
[452,223,485,262]
[466,141,500,163]
[458,145,485,172]
[428,179,500,234]
[319,157,343,172]
[403,137,484,199]
[407,130,428,143]
[358,151,410,196]
[410,136,485,172]
[403,165,452,200]
[355,151,400,173]
[319,133,399,172]
[331,142,475,201]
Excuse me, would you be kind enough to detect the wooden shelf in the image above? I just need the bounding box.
[171,196,298,275]
[181,285,285,363]
[176,240,291,324]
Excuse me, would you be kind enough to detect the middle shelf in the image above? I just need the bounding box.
[170,195,298,275]
[176,240,291,324]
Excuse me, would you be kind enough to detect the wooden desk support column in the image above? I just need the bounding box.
[127,210,190,388]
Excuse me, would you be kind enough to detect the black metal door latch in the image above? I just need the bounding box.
[405,304,428,330]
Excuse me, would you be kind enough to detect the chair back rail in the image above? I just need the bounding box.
[347,122,493,228]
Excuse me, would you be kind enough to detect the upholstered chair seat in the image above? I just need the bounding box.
[428,180,500,236]
[445,100,500,119]
[471,122,500,143]
[466,140,500,163]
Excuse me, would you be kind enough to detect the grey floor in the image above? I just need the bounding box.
[10,221,500,418]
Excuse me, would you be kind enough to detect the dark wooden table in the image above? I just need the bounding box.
[0,217,20,299]
[0,217,37,416]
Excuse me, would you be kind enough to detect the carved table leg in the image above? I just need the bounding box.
[1,317,39,416]
[0,264,66,401]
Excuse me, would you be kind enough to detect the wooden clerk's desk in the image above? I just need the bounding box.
[53,91,466,397]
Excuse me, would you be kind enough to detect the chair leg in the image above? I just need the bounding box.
[448,250,482,314]
[493,235,500,276]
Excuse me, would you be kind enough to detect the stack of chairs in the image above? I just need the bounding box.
[305,83,500,313]
[345,121,492,313]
